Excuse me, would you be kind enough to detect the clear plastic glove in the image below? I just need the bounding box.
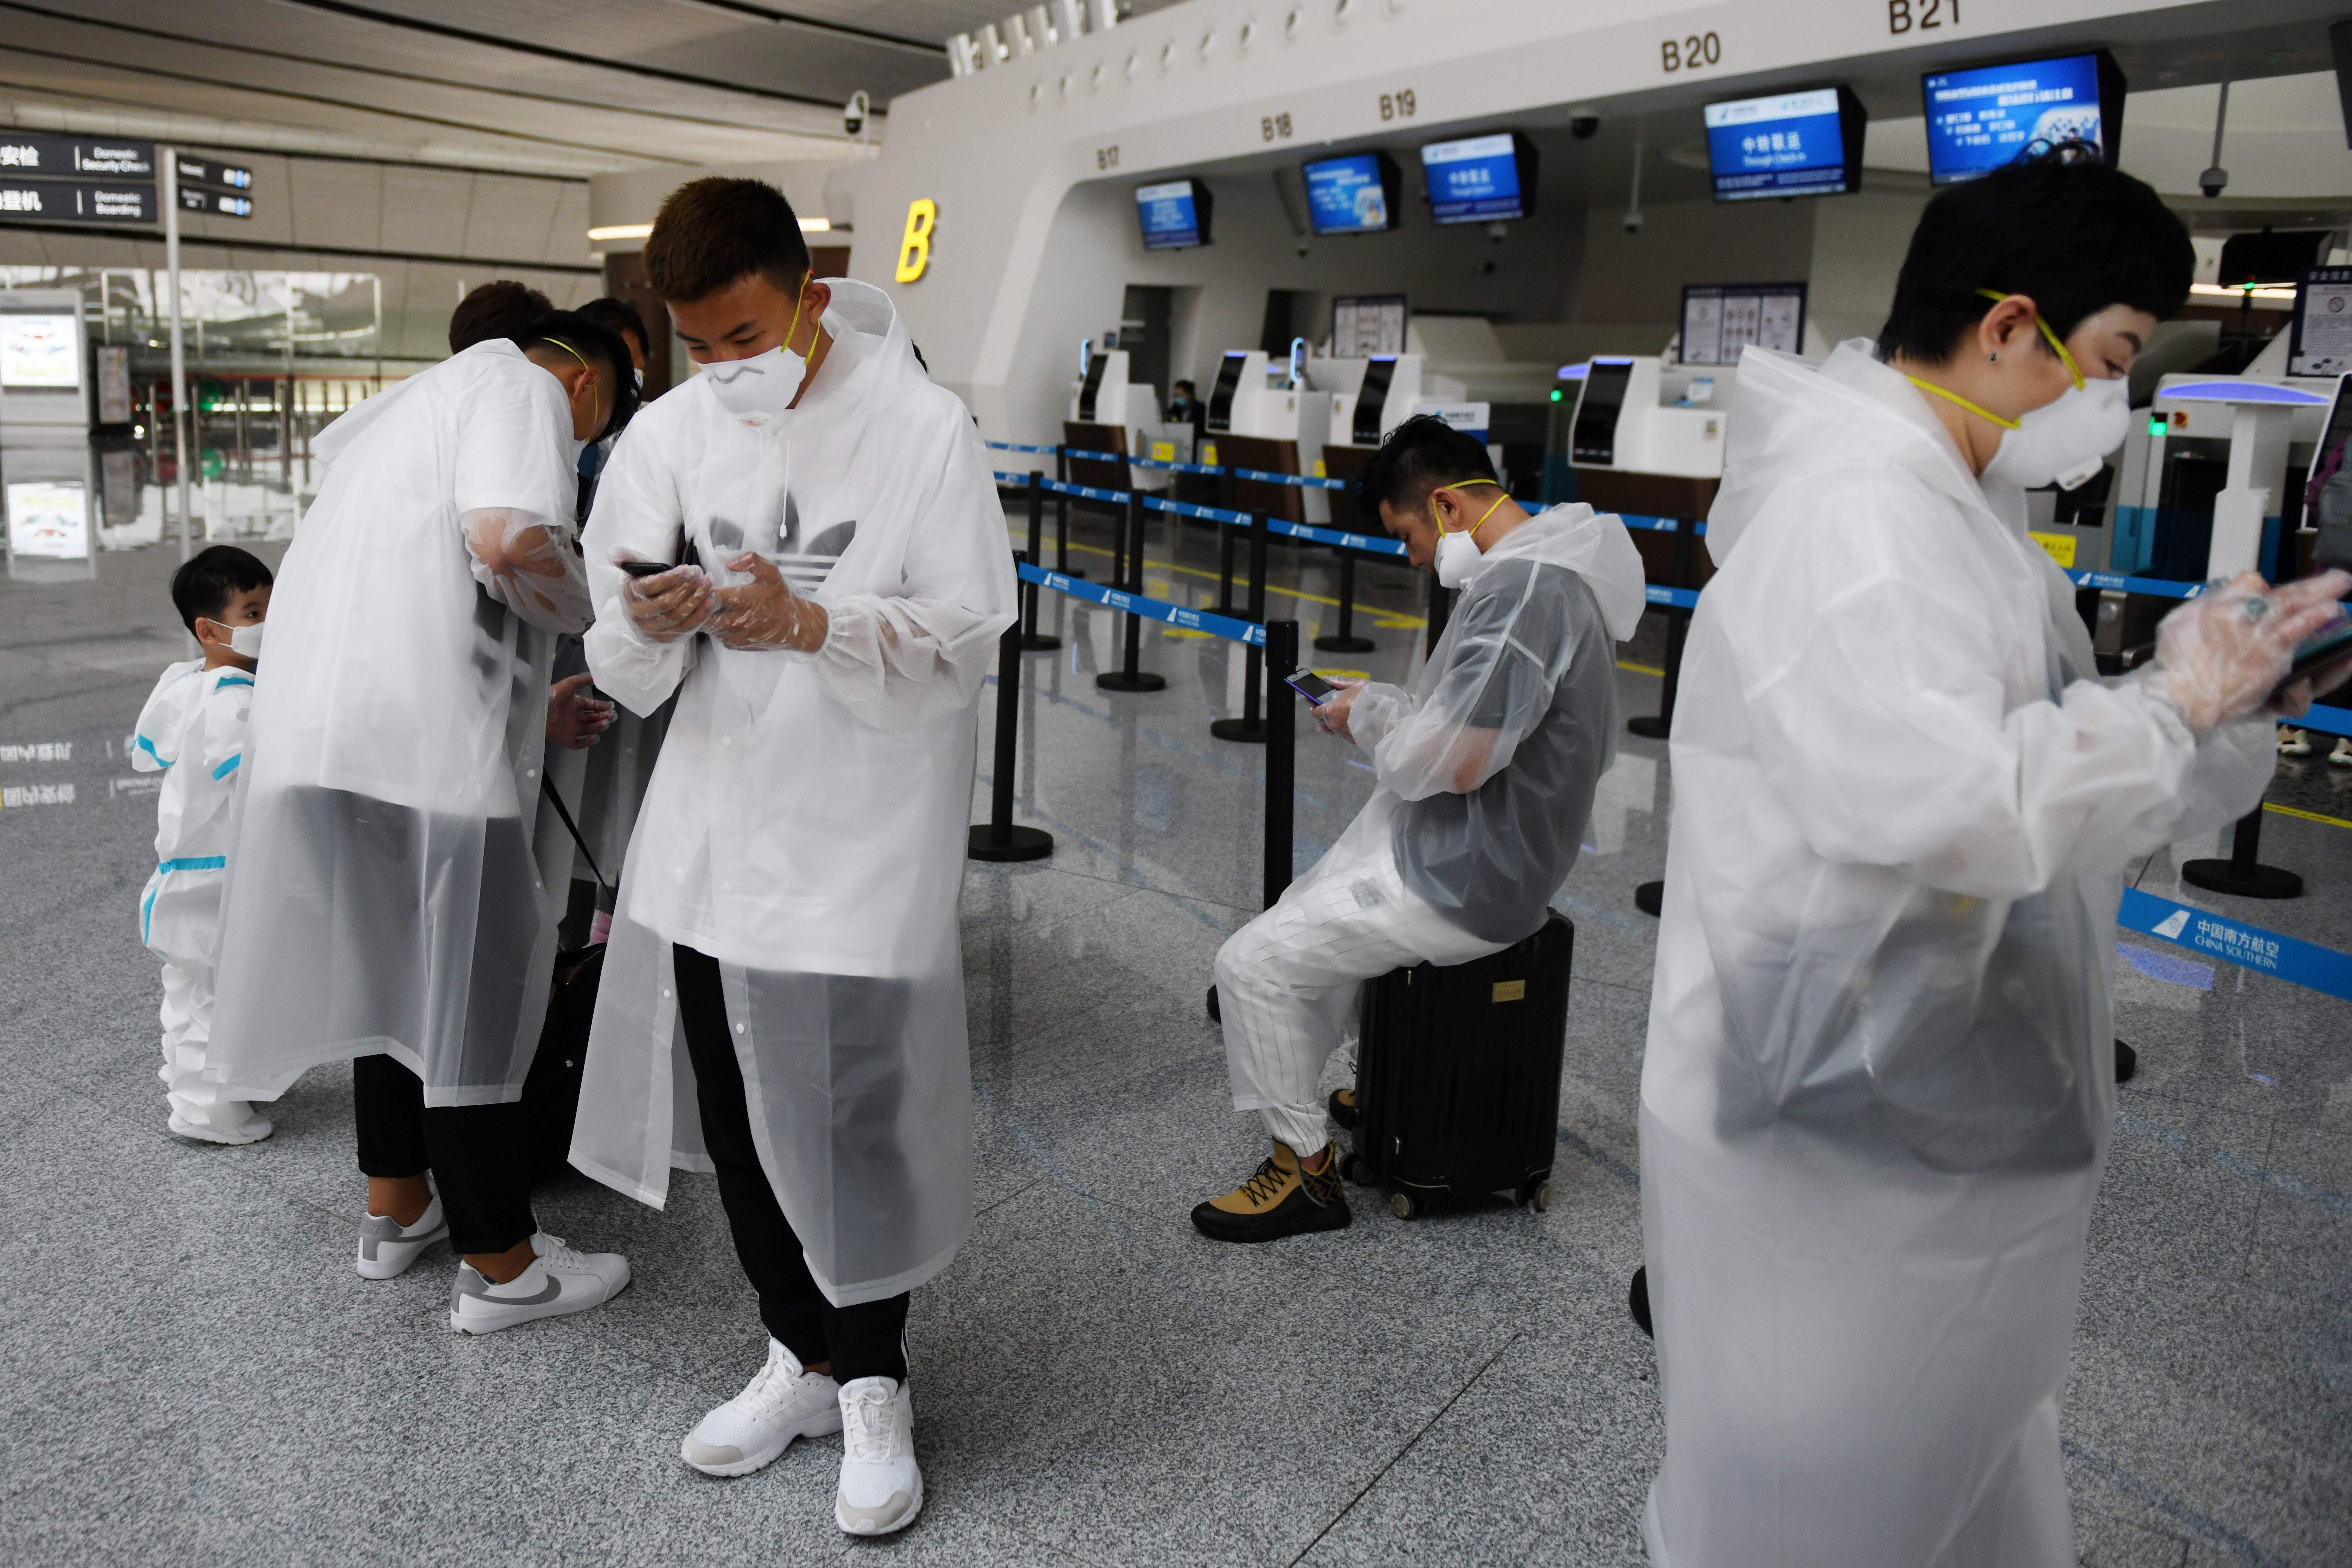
[1311,677,1365,742]
[2145,569,2352,734]
[616,552,715,644]
[707,552,829,653]
[546,672,614,750]
[461,507,592,632]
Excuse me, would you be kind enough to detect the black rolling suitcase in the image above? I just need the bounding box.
[1342,911,1572,1218]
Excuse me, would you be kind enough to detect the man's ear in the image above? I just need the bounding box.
[801,276,833,327]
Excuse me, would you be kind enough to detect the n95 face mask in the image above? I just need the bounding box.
[1984,376,2131,492]
[228,621,265,659]
[703,345,807,429]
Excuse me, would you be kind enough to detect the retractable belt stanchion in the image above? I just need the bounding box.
[2183,803,2303,899]
[1053,444,1082,579]
[1212,510,1271,742]
[1020,470,1060,653]
[1629,517,1695,741]
[969,569,1055,862]
[1095,487,1167,694]
[1315,479,1375,654]
[1213,465,1241,617]
[1263,619,1299,908]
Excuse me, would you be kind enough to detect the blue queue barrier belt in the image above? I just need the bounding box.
[1268,517,1408,557]
[2121,886,2352,1002]
[1231,466,1351,491]
[2065,569,2203,600]
[1141,494,1251,527]
[983,440,1059,455]
[1618,513,1708,536]
[1063,447,1125,464]
[1130,455,1227,474]
[1644,584,1702,610]
[1017,559,1266,648]
[1041,477,1133,505]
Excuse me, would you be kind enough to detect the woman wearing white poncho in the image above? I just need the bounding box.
[207,314,641,1330]
[568,179,1014,1538]
[1638,160,2351,1565]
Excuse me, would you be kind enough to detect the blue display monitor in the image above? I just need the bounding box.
[1922,50,2126,184]
[1303,151,1400,236]
[1135,179,1210,250]
[1703,87,1865,202]
[1420,132,1537,224]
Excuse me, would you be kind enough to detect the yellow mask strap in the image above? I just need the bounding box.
[543,337,602,431]
[1906,375,2020,431]
[1975,288,2085,390]
[784,273,810,356]
[1434,478,1508,539]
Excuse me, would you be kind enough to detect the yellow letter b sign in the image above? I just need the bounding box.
[895,199,936,283]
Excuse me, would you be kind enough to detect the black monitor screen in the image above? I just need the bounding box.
[1352,356,1398,445]
[1572,360,1634,465]
[1206,352,1248,433]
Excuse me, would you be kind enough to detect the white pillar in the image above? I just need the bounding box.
[163,146,191,562]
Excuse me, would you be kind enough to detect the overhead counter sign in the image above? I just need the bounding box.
[0,133,155,179]
[0,134,158,227]
[0,179,155,224]
[173,152,254,220]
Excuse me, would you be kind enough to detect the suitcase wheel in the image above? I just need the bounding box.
[1388,1191,1416,1220]
[1340,1152,1368,1186]
[1520,1179,1551,1213]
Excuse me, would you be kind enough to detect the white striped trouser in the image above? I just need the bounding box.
[1214,849,1504,1154]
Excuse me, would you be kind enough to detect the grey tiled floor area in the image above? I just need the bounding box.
[3,507,2350,1566]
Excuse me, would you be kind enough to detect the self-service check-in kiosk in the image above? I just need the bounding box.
[1067,347,1182,492]
[1201,348,1340,522]
[1561,355,1736,594]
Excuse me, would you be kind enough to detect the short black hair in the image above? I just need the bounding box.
[1877,157,2193,366]
[170,545,272,634]
[449,281,553,354]
[577,296,649,361]
[643,178,810,302]
[1359,414,1498,516]
[516,310,641,442]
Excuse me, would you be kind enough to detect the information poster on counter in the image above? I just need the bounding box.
[1680,283,1807,365]
[2290,266,2352,378]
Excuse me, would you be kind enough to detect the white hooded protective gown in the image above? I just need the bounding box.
[1639,342,2272,1567]
[570,279,1016,1307]
[207,339,591,1107]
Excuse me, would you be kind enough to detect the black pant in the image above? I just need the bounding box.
[353,1054,534,1256]
[673,944,910,1385]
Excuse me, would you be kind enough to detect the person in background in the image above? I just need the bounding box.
[448,280,553,355]
[1166,378,1202,435]
[1638,156,2352,1568]
[1194,415,1644,1243]
[570,175,1015,1538]
[205,311,637,1334]
[133,545,275,1145]
[575,295,651,508]
[2280,437,2352,764]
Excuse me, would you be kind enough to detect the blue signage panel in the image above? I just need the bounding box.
[1421,134,1525,223]
[1304,154,1390,236]
[1704,90,1852,200]
[1924,54,2110,183]
[1135,180,1203,250]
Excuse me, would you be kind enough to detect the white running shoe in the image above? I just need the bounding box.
[447,1232,629,1334]
[834,1376,923,1536]
[680,1338,843,1477]
[168,1103,274,1145]
[355,1194,448,1280]
[2281,727,2313,756]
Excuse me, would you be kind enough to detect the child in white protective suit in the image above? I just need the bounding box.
[133,545,275,1144]
[1639,157,2352,1568]
[1194,415,1645,1243]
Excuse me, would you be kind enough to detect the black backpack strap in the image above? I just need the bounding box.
[539,770,615,894]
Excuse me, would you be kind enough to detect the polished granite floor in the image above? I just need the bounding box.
[2,504,2349,1567]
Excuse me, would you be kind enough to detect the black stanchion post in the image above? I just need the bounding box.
[969,589,1054,862]
[2182,802,2303,899]
[1095,488,1167,694]
[1317,479,1376,655]
[1212,510,1271,742]
[1629,518,1695,742]
[1263,619,1298,909]
[1213,464,1240,615]
[1021,470,1060,653]
[1052,445,1084,580]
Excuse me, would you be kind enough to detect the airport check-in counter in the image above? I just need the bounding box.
[1202,348,1343,522]
[1066,348,1177,492]
[1559,355,1735,591]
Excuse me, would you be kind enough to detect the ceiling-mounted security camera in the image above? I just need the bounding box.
[1623,209,1644,235]
[844,90,871,139]
[2199,80,2229,198]
[1570,115,1600,140]
[1486,220,1508,242]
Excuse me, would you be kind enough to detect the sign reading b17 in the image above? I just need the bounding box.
[173,151,253,220]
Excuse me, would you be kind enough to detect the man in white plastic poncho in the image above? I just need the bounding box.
[208,312,640,1331]
[568,179,1015,1540]
[1195,414,1645,1243]
[1640,158,2352,1566]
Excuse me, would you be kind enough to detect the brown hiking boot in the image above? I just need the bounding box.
[1191,1140,1352,1243]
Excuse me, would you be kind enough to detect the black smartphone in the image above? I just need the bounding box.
[1285,671,1338,706]
[2278,608,2352,696]
[618,559,674,579]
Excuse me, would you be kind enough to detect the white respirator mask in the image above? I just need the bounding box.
[1983,375,2132,492]
[1431,481,1509,590]
[701,278,812,429]
[204,618,264,659]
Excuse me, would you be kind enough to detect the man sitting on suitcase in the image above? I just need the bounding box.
[1194,415,1647,1241]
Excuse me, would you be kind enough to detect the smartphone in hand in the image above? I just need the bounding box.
[1284,671,1338,706]
[2276,607,2352,700]
[618,559,674,579]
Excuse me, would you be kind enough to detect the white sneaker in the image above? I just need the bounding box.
[680,1338,843,1477]
[834,1376,923,1536]
[2333,738,2352,768]
[2281,727,2313,756]
[447,1232,628,1334]
[356,1194,448,1280]
[169,1103,274,1145]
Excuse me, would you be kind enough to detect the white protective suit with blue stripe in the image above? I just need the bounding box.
[1639,341,2275,1567]
[132,659,255,1131]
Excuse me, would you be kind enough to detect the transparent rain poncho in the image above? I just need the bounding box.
[568,279,1016,1306]
[1327,503,1647,944]
[206,340,591,1107]
[1639,342,2274,1567]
